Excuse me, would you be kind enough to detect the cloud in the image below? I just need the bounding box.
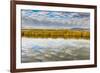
[21,9,90,29]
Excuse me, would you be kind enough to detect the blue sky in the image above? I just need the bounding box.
[21,9,90,29]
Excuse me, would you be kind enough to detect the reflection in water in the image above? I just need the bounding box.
[21,37,90,63]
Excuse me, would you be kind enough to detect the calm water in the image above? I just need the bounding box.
[21,37,90,63]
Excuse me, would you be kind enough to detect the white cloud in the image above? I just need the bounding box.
[21,10,90,29]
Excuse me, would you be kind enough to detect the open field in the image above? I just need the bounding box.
[21,29,90,39]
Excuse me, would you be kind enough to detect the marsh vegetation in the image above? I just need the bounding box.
[21,29,90,39]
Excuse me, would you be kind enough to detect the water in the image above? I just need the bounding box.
[21,37,90,63]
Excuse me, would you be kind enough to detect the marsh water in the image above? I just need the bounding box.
[21,37,90,63]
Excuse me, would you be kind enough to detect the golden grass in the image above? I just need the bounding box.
[21,29,90,39]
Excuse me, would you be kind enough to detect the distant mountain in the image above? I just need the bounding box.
[22,26,90,31]
[71,28,90,31]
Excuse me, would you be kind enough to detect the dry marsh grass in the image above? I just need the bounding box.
[21,29,90,39]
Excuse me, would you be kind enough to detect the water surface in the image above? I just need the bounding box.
[21,37,90,63]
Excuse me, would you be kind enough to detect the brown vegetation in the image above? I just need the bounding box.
[21,29,90,39]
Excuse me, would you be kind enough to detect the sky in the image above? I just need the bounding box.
[21,9,90,29]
